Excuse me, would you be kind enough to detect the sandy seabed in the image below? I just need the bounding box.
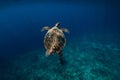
[0,36,120,80]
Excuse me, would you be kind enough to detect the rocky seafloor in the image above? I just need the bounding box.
[0,36,120,80]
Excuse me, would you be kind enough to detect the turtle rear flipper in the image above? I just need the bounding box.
[45,49,52,57]
[58,51,66,65]
[41,26,50,32]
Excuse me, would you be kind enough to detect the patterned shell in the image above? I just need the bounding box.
[44,27,66,54]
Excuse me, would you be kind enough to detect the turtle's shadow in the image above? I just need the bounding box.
[59,57,67,65]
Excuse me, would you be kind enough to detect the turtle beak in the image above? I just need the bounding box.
[55,22,60,27]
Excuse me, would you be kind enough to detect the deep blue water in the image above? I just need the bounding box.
[0,1,120,80]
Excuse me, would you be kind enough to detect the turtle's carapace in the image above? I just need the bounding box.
[41,22,69,64]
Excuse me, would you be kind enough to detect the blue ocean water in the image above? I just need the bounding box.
[0,1,120,80]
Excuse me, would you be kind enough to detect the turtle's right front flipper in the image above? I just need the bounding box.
[60,28,69,33]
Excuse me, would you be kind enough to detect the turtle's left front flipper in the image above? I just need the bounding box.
[41,26,50,32]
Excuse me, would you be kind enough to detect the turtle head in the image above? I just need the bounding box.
[54,22,60,27]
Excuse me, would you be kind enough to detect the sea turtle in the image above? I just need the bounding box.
[41,22,69,64]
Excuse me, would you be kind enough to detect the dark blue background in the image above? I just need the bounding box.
[0,1,120,57]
